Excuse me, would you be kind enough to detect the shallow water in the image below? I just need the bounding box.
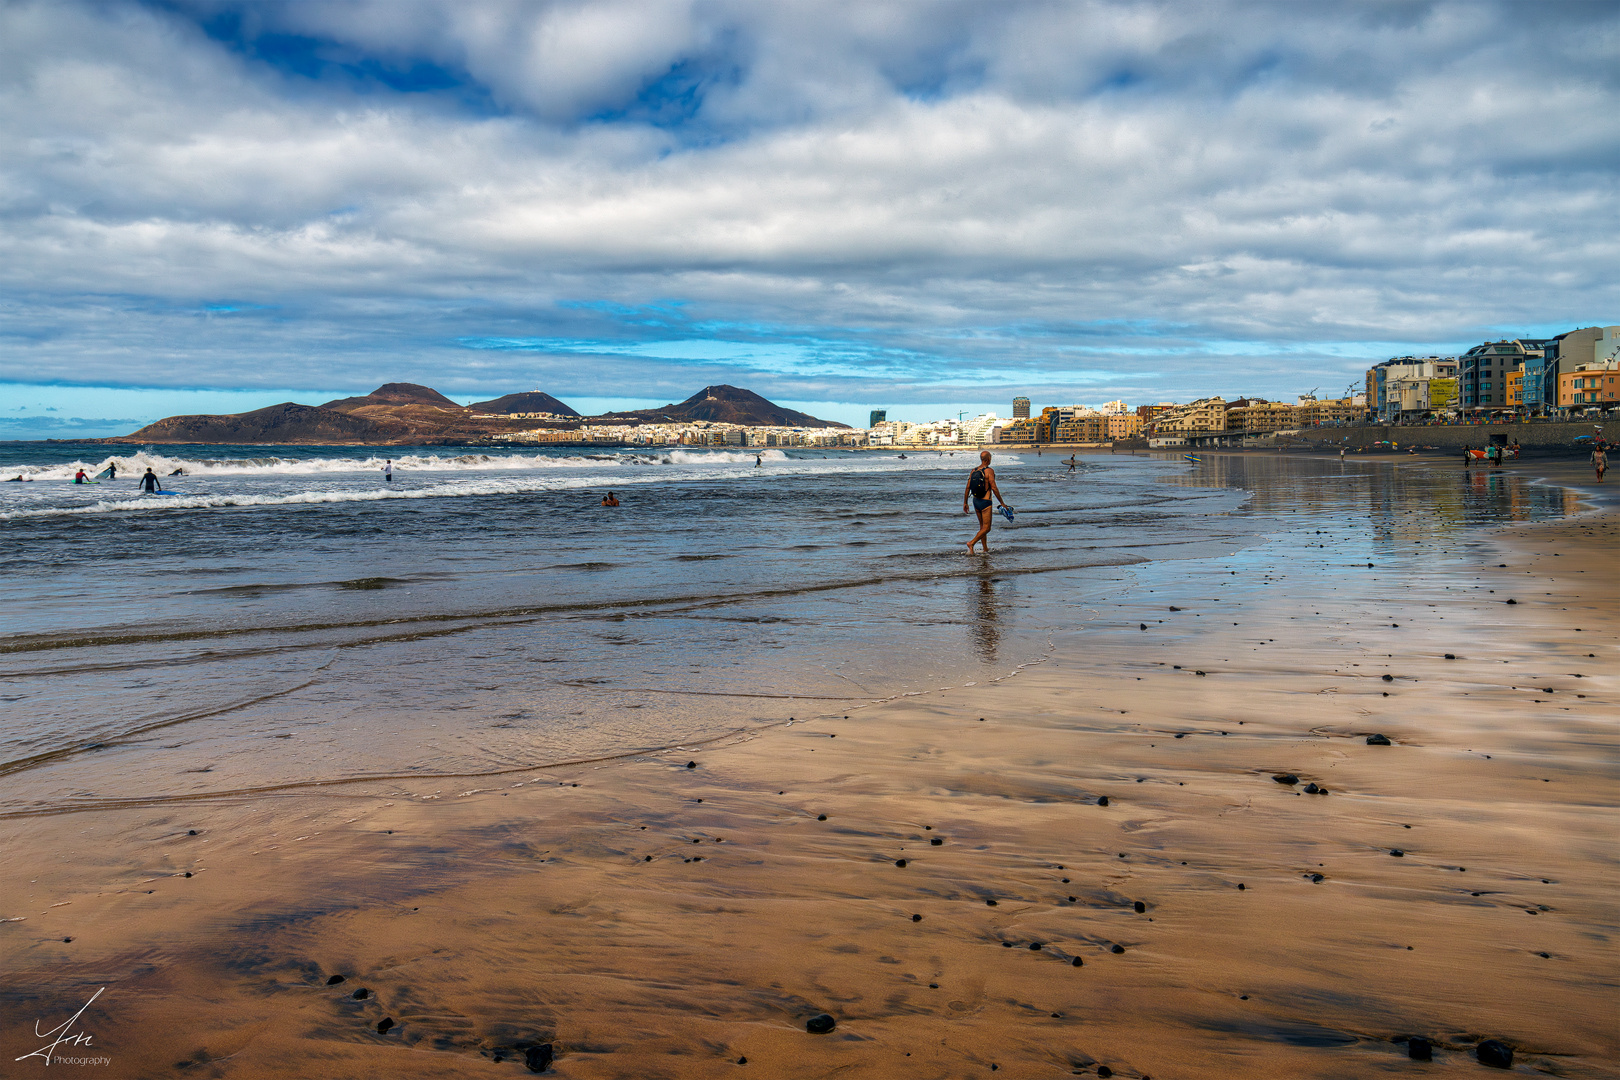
[0,445,1574,818]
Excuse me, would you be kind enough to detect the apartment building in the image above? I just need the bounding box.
[1153,398,1228,435]
[1558,360,1620,412]
[1294,397,1361,426]
[1366,357,1458,420]
[1459,340,1542,412]
[1227,400,1297,433]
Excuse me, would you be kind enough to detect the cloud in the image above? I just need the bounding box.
[0,0,1615,420]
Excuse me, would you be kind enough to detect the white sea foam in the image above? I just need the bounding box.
[0,446,803,480]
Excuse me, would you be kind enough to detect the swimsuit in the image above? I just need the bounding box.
[972,497,992,511]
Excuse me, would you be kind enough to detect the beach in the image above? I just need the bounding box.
[1,448,1614,1077]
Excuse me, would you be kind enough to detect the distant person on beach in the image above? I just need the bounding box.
[382,460,393,482]
[601,492,619,506]
[1065,456,1077,472]
[139,468,161,493]
[755,454,762,467]
[1594,447,1608,482]
[1462,444,1473,467]
[963,451,1007,555]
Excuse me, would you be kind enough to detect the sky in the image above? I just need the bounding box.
[1,0,1616,436]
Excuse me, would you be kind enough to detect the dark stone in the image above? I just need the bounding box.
[327,975,345,985]
[1390,849,1404,857]
[1175,733,1185,739]
[1273,774,1299,785]
[1071,957,1082,967]
[1310,873,1324,883]
[1237,883,1245,890]
[895,859,907,868]
[525,1044,555,1072]
[1445,653,1456,659]
[1110,944,1124,954]
[1003,941,1014,948]
[817,814,827,821]
[353,988,369,999]
[1408,1037,1432,1061]
[1168,606,1181,611]
[1068,896,1077,902]
[686,761,697,768]
[1098,1068,1113,1078]
[1097,796,1109,807]
[1303,783,1320,794]
[930,837,942,845]
[1381,674,1394,682]
[1476,1040,1513,1068]
[1366,734,1391,745]
[185,872,192,878]
[805,1014,836,1034]
[738,1057,747,1065]
[912,914,922,922]
[188,830,197,835]
[1140,623,1147,630]
[1505,599,1517,605]
[376,1018,394,1034]
[1195,671,1206,677]
[1029,942,1043,950]
[62,937,72,943]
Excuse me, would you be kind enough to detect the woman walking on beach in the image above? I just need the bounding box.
[1594,446,1608,482]
[963,451,1007,555]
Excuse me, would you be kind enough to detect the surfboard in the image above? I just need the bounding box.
[94,467,114,479]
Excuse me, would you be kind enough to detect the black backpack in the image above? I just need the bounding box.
[969,467,988,498]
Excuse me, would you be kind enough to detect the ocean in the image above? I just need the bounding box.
[0,442,1574,819]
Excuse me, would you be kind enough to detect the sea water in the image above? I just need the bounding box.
[0,444,1573,816]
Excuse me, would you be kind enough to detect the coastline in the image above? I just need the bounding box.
[1,462,1614,1077]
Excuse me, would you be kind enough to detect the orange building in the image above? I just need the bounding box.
[1557,362,1619,410]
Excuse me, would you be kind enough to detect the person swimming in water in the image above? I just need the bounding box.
[601,492,619,506]
[139,467,162,493]
[963,450,1008,555]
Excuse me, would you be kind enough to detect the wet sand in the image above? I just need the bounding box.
[2,461,1615,1078]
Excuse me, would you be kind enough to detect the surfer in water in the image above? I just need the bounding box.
[105,462,117,480]
[755,454,762,468]
[139,468,162,493]
[74,469,89,484]
[963,450,1008,555]
[383,460,393,482]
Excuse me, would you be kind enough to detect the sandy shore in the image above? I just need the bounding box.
[2,459,1614,1078]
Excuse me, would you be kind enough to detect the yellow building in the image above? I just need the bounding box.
[1106,414,1143,439]
[1505,367,1523,408]
[1295,397,1361,425]
[1228,400,1297,432]
[1154,398,1228,435]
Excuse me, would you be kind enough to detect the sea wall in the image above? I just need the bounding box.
[1311,419,1617,452]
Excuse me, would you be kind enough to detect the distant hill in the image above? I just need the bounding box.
[598,385,848,428]
[468,391,580,416]
[105,382,842,443]
[322,383,464,413]
[115,402,404,444]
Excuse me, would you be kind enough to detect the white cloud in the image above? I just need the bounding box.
[0,0,1615,416]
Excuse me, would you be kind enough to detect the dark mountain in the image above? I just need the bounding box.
[468,391,580,416]
[322,383,464,412]
[597,385,848,428]
[113,402,402,444]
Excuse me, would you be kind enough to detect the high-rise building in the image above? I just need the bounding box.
[1012,397,1031,419]
[869,409,886,428]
